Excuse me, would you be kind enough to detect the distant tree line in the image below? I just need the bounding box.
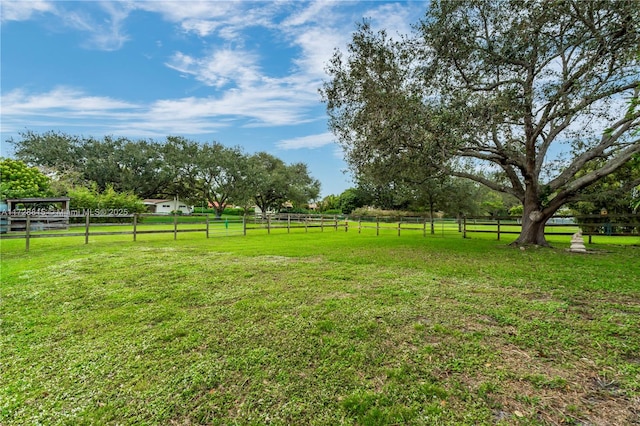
[318,176,523,218]
[7,131,321,218]
[319,162,639,218]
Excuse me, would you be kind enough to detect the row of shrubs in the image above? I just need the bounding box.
[192,207,246,216]
[192,207,345,216]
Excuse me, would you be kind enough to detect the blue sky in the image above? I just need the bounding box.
[1,0,428,197]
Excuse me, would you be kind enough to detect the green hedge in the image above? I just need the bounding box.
[193,207,246,216]
[68,185,145,223]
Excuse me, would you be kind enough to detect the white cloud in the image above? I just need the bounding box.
[363,2,422,37]
[88,1,133,51]
[153,1,348,120]
[0,87,142,138]
[166,49,261,88]
[163,37,324,126]
[62,2,133,51]
[2,1,133,51]
[0,84,317,138]
[277,2,351,79]
[180,19,222,37]
[290,26,345,79]
[134,1,237,23]
[134,1,283,39]
[278,1,423,82]
[2,87,138,115]
[0,0,55,22]
[281,1,335,27]
[277,132,335,150]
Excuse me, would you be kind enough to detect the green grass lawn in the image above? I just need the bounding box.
[1,230,639,425]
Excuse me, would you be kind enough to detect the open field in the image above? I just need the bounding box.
[1,231,639,425]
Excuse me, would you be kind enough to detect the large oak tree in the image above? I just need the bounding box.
[322,0,640,246]
[162,137,251,218]
[248,152,321,217]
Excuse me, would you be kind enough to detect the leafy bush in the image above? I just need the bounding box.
[0,158,51,199]
[509,205,524,216]
[68,185,145,222]
[193,207,246,216]
[350,207,425,219]
[223,207,245,216]
[287,207,313,214]
[192,207,214,214]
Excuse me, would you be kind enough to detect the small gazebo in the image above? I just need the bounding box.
[4,197,71,231]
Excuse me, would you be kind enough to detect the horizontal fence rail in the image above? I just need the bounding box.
[0,213,246,251]
[1,212,637,251]
[462,214,639,242]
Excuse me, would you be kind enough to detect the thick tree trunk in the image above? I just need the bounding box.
[513,216,549,247]
[206,197,224,220]
[512,209,551,246]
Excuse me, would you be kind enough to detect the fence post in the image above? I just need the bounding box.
[25,216,31,252]
[463,216,467,239]
[85,210,90,244]
[397,221,401,237]
[243,215,247,236]
[334,215,338,231]
[287,214,291,233]
[358,219,361,234]
[497,218,501,241]
[376,217,380,236]
[206,214,210,238]
[133,214,137,241]
[305,216,308,233]
[321,215,324,232]
[173,211,178,240]
[345,218,348,232]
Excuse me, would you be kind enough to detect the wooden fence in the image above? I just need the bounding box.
[1,212,637,251]
[0,212,456,251]
[461,214,639,243]
[0,213,244,251]
[248,214,463,237]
